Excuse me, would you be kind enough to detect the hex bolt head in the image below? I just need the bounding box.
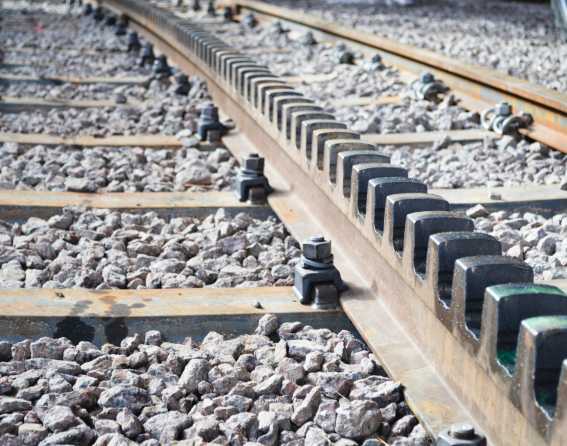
[201,103,220,122]
[371,53,382,64]
[339,51,355,65]
[223,6,233,21]
[437,423,486,446]
[207,0,216,16]
[450,424,475,439]
[496,102,512,116]
[242,154,264,174]
[271,21,285,34]
[420,72,435,84]
[301,31,317,46]
[302,236,332,262]
[243,13,257,28]
[176,73,189,85]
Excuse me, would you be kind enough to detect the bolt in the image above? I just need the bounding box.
[83,3,92,15]
[127,31,141,53]
[242,13,257,28]
[271,21,285,34]
[201,103,219,122]
[371,53,382,64]
[207,0,216,16]
[302,236,332,262]
[223,6,233,22]
[192,0,201,11]
[93,6,104,21]
[450,424,475,440]
[105,14,116,27]
[496,102,512,116]
[242,154,264,174]
[140,43,155,67]
[115,17,127,36]
[174,73,191,95]
[420,72,434,84]
[153,55,172,77]
[339,51,355,65]
[437,422,486,446]
[301,31,317,46]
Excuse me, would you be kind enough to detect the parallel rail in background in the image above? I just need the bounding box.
[98,1,567,445]
[232,0,567,153]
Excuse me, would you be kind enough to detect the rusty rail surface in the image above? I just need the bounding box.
[84,1,567,445]
[233,0,567,153]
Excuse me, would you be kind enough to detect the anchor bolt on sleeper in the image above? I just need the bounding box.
[293,236,346,310]
[411,71,449,102]
[197,103,230,143]
[436,423,486,446]
[481,101,533,136]
[234,154,272,204]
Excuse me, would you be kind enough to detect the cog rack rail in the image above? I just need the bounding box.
[90,0,567,445]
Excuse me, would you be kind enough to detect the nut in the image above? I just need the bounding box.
[496,102,512,116]
[242,154,264,173]
[302,236,332,261]
[420,72,434,84]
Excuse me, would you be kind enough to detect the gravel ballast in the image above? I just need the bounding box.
[0,76,212,137]
[384,138,567,189]
[262,0,567,93]
[0,143,237,193]
[0,315,431,445]
[470,205,567,280]
[0,207,299,290]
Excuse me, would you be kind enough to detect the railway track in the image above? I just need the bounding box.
[0,1,567,445]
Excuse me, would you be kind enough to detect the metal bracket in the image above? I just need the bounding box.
[411,72,449,102]
[481,102,533,136]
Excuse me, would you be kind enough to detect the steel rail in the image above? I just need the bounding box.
[232,0,567,153]
[98,1,567,445]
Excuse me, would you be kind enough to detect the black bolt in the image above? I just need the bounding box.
[242,13,257,28]
[371,53,382,64]
[339,51,355,65]
[153,55,172,77]
[450,424,475,440]
[223,6,233,22]
[242,153,264,175]
[496,102,512,116]
[301,31,317,46]
[127,31,141,53]
[207,0,216,16]
[139,43,155,67]
[93,6,104,21]
[105,14,116,27]
[198,103,228,141]
[174,73,191,95]
[115,17,128,36]
[271,21,286,34]
[192,0,201,12]
[303,236,333,263]
[420,71,435,84]
[436,423,487,446]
